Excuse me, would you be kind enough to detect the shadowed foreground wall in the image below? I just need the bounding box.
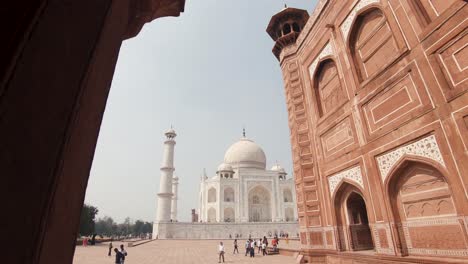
[0,1,184,263]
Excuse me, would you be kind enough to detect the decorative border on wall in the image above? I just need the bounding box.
[371,223,394,255]
[340,0,381,41]
[308,42,333,79]
[328,166,364,195]
[376,135,446,181]
[401,216,468,257]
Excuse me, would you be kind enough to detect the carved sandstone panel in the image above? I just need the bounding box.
[396,164,456,220]
[418,0,458,21]
[378,228,389,248]
[320,117,356,158]
[310,232,323,246]
[361,62,432,139]
[436,32,468,95]
[351,8,400,82]
[408,225,466,249]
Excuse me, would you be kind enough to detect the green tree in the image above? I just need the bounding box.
[95,216,115,236]
[79,204,98,236]
[132,220,145,236]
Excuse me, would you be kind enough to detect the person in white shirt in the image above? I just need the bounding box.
[218,242,225,263]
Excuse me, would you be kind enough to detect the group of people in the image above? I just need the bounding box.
[244,237,268,257]
[108,242,128,264]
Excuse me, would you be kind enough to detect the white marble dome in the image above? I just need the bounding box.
[271,164,286,174]
[217,163,233,172]
[224,138,266,169]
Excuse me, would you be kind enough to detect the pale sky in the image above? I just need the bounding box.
[84,0,318,223]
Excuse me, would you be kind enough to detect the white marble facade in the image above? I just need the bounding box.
[198,135,298,223]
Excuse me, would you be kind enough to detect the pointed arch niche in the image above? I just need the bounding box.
[386,158,468,257]
[348,7,400,82]
[334,182,374,251]
[313,59,347,116]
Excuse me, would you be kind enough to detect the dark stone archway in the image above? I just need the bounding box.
[0,1,184,263]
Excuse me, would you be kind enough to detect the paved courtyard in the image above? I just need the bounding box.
[73,240,298,264]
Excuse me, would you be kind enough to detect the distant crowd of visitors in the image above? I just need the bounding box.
[218,235,282,263]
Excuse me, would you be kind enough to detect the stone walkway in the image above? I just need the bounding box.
[73,240,297,264]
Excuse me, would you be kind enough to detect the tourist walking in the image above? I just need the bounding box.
[108,241,113,257]
[218,242,225,263]
[119,244,128,264]
[249,239,255,258]
[114,248,123,264]
[233,239,239,254]
[262,240,267,256]
[245,239,250,256]
[257,238,262,253]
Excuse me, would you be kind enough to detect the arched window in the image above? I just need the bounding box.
[208,208,216,222]
[292,22,300,32]
[283,189,293,203]
[208,187,216,203]
[285,208,294,222]
[283,23,291,35]
[350,8,399,82]
[224,187,234,202]
[314,59,346,116]
[224,208,235,222]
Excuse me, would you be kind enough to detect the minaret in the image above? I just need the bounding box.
[170,175,179,221]
[156,128,177,223]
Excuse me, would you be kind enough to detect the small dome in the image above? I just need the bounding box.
[217,163,233,172]
[271,164,286,174]
[165,128,176,134]
[224,137,266,169]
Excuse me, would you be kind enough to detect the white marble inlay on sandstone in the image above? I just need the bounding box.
[308,42,333,79]
[376,135,446,181]
[340,0,381,40]
[328,166,364,195]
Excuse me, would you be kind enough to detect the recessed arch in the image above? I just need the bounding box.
[224,187,234,202]
[313,58,346,116]
[334,182,374,251]
[385,158,460,256]
[283,188,293,203]
[208,187,217,203]
[285,207,294,222]
[224,207,235,222]
[248,185,272,222]
[348,7,399,82]
[207,207,216,222]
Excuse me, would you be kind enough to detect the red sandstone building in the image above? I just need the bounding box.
[267,0,468,263]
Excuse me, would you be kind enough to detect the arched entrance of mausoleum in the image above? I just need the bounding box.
[248,185,272,222]
[334,182,374,251]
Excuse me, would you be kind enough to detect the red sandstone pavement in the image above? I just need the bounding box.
[73,239,298,264]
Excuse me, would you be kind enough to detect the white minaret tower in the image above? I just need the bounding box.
[170,175,179,221]
[156,128,177,224]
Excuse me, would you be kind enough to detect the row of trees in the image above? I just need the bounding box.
[79,204,152,237]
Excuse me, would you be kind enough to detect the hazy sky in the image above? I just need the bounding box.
[85,0,318,223]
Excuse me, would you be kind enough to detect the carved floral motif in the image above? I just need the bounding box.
[340,0,381,41]
[308,43,333,79]
[328,166,363,195]
[376,135,446,181]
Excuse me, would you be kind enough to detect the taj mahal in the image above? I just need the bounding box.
[153,128,298,239]
[199,130,297,223]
